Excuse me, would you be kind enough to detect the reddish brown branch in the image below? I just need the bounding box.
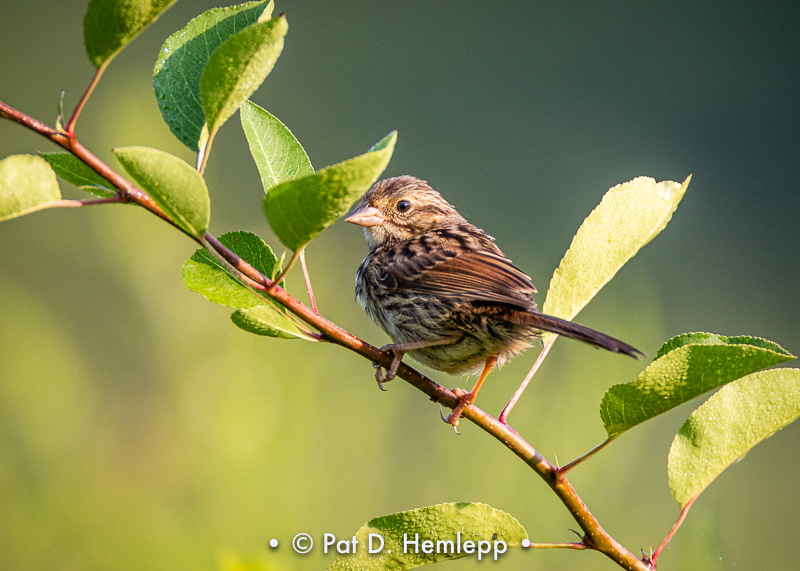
[1,99,193,237]
[1,98,650,571]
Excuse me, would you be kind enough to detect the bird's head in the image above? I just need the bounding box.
[346,175,466,249]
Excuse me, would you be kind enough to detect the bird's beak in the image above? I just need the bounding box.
[346,203,385,227]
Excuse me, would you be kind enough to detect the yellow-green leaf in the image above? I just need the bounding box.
[600,333,795,438]
[84,0,178,68]
[542,175,690,344]
[114,146,210,237]
[0,155,61,222]
[241,100,313,192]
[231,305,314,341]
[328,502,527,571]
[200,15,287,148]
[668,368,800,508]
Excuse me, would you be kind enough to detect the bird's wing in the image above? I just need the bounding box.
[380,245,537,310]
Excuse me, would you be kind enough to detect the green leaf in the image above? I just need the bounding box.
[263,131,397,251]
[541,175,691,344]
[231,305,314,340]
[182,231,309,341]
[84,0,178,68]
[40,153,115,197]
[0,155,61,222]
[241,100,313,191]
[600,333,795,438]
[328,502,527,571]
[113,146,210,237]
[182,231,281,308]
[200,15,288,148]
[668,368,800,508]
[655,332,792,359]
[153,1,274,151]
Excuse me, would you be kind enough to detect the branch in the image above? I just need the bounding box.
[1,99,197,240]
[1,99,650,571]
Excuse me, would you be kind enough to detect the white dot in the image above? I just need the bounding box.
[521,539,531,548]
[269,539,278,548]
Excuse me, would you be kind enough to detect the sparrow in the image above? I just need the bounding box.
[346,175,641,429]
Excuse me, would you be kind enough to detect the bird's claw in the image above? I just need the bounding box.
[441,388,473,435]
[372,345,405,390]
[439,406,462,435]
[373,362,388,391]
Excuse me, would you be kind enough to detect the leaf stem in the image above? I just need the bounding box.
[196,131,215,175]
[299,249,317,313]
[50,196,126,208]
[557,437,616,476]
[499,337,555,424]
[525,541,589,550]
[650,495,697,567]
[66,63,107,136]
[268,248,300,295]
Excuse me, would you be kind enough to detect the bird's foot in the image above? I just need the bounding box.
[442,387,473,434]
[373,344,406,390]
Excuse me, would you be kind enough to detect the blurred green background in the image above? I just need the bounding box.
[1,1,798,569]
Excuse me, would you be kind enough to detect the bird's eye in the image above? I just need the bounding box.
[396,200,412,212]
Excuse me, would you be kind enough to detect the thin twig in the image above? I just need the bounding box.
[66,64,106,136]
[557,437,617,476]
[650,495,697,567]
[499,336,555,424]
[299,249,317,313]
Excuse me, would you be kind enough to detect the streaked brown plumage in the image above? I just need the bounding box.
[347,175,640,429]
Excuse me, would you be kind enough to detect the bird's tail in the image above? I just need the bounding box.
[512,311,643,359]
